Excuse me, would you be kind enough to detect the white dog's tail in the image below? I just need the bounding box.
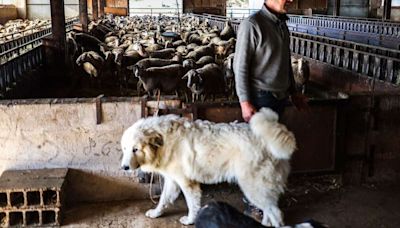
[250,108,297,160]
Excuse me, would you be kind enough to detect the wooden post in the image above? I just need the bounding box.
[99,0,105,17]
[92,0,98,20]
[383,0,392,20]
[333,0,340,16]
[50,0,66,65]
[79,0,88,32]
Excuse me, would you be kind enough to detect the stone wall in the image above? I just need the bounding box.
[0,97,147,202]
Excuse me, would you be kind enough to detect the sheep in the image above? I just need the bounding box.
[66,34,80,71]
[176,45,188,55]
[220,20,235,41]
[73,33,103,53]
[136,64,186,95]
[115,50,145,92]
[291,57,310,94]
[134,58,179,73]
[196,55,215,67]
[182,63,225,102]
[149,48,175,59]
[76,51,105,78]
[223,53,235,99]
[215,37,236,60]
[172,53,183,63]
[185,43,215,61]
[173,40,185,47]
[186,43,199,51]
[182,59,197,70]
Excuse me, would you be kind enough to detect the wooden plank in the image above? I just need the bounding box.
[104,6,127,16]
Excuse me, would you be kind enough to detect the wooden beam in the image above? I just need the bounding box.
[50,0,66,55]
[99,0,105,17]
[92,0,98,20]
[383,0,392,20]
[79,0,88,32]
[333,0,340,16]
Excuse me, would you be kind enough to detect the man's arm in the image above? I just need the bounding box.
[233,20,259,122]
[233,20,258,103]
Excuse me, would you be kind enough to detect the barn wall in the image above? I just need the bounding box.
[0,4,18,23]
[26,0,79,19]
[310,60,400,184]
[183,0,226,15]
[0,98,147,202]
[104,0,128,16]
[327,0,369,17]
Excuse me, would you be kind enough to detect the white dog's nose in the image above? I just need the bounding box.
[121,165,130,171]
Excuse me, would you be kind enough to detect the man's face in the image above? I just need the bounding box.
[270,0,293,13]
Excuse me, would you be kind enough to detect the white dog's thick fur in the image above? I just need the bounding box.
[120,108,297,227]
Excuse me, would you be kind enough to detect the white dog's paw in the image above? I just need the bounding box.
[179,216,194,225]
[261,217,272,227]
[145,209,162,218]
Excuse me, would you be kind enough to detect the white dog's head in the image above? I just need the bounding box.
[120,120,164,171]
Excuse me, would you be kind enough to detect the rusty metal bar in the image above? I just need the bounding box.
[79,0,88,32]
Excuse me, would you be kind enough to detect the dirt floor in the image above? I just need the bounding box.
[62,176,400,228]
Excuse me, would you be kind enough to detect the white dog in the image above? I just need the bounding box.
[120,108,297,227]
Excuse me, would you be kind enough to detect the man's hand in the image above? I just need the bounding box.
[240,101,257,122]
[290,93,310,112]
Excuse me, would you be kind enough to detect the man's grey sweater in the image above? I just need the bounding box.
[233,4,294,102]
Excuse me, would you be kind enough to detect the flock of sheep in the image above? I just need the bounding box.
[0,19,50,43]
[1,14,309,102]
[65,14,309,102]
[67,14,238,101]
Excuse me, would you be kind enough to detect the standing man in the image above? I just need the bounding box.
[233,0,309,222]
[234,0,308,123]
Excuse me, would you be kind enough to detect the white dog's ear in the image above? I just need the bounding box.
[144,130,164,151]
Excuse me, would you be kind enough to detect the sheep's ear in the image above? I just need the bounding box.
[182,74,188,79]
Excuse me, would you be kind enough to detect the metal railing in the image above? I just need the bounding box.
[291,31,400,59]
[290,35,400,85]
[224,9,400,38]
[0,17,78,64]
[309,14,400,23]
[193,14,400,86]
[287,14,400,36]
[286,13,400,49]
[0,45,43,97]
[194,13,241,32]
[287,22,400,49]
[226,8,259,18]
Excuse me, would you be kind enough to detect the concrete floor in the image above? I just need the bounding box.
[62,180,400,228]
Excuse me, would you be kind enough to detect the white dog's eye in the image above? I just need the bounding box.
[132,148,138,153]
